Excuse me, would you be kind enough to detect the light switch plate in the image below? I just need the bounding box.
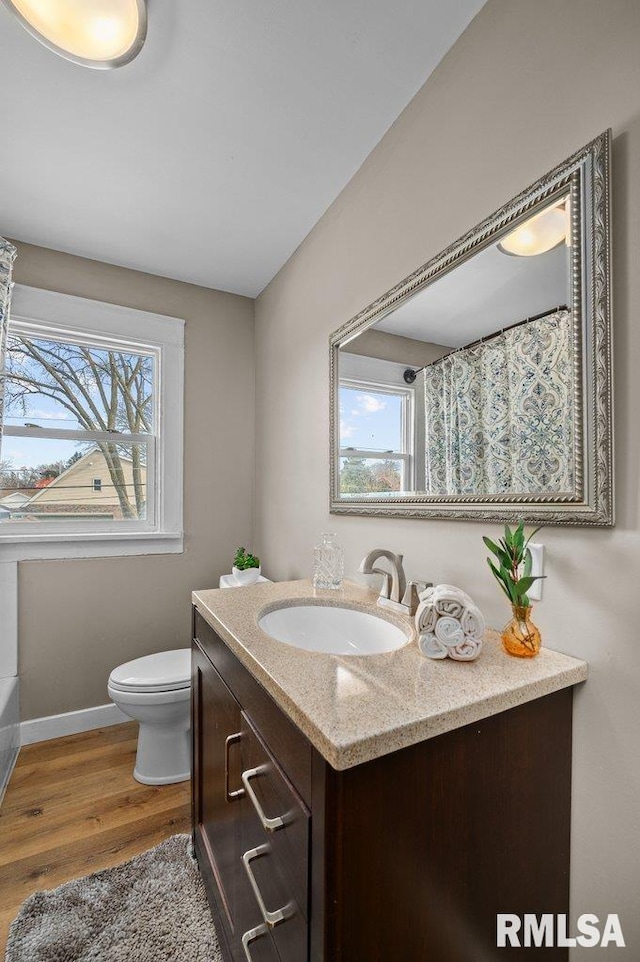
[527,543,544,601]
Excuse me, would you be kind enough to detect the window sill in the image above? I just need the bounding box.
[0,531,184,561]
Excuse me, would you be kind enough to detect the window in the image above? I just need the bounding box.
[338,379,414,496]
[3,333,154,523]
[0,285,184,560]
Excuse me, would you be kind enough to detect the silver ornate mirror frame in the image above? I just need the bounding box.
[329,130,613,525]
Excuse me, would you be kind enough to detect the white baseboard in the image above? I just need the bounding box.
[20,703,130,746]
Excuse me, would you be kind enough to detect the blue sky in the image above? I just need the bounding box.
[3,389,82,469]
[2,333,152,471]
[339,386,402,452]
[1,435,81,471]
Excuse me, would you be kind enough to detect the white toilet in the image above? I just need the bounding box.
[107,649,191,785]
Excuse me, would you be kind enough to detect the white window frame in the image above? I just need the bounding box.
[339,375,416,492]
[0,285,184,560]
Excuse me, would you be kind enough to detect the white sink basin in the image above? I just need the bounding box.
[258,603,410,656]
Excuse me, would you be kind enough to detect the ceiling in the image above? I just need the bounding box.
[376,230,570,348]
[0,0,486,297]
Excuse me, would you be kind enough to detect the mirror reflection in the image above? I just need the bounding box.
[338,191,576,499]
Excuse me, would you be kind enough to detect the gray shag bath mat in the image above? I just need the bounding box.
[5,834,222,962]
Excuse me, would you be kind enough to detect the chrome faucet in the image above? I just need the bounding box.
[358,549,431,616]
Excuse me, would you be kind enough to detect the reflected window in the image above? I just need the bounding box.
[339,381,413,495]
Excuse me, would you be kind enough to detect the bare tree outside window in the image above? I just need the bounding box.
[2,334,153,520]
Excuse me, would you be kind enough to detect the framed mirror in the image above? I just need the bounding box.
[330,130,613,525]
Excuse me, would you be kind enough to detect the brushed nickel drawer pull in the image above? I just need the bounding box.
[224,733,245,801]
[241,922,269,961]
[242,845,290,927]
[241,766,285,831]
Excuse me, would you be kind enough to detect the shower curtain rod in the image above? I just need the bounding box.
[403,303,570,384]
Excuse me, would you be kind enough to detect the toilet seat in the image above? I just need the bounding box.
[108,649,190,693]
[107,683,190,706]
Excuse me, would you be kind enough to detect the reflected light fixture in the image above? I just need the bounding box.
[2,0,147,68]
[497,201,568,257]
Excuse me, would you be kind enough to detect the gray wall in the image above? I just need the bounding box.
[11,242,254,720]
[254,0,640,955]
[346,329,448,366]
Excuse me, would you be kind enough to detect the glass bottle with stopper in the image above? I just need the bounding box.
[313,533,344,590]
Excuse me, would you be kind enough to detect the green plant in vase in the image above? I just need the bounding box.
[232,547,261,585]
[483,522,545,657]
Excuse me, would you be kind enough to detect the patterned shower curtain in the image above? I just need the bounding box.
[0,237,17,450]
[423,309,575,496]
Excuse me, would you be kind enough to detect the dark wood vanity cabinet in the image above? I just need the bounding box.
[193,608,574,962]
[192,619,310,962]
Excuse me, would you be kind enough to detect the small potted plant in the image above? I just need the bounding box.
[484,522,544,657]
[232,547,261,586]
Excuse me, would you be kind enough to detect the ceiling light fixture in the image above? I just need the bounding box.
[497,202,567,257]
[2,0,147,69]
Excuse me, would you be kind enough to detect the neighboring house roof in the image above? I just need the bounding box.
[34,477,54,489]
[0,492,32,507]
[26,447,145,507]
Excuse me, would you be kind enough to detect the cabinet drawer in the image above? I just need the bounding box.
[240,713,309,962]
[241,712,309,913]
[194,609,313,806]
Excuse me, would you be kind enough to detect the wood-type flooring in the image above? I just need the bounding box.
[0,722,190,954]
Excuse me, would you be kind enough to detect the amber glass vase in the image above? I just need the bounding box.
[501,605,541,658]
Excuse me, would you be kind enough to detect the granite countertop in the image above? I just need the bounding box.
[192,579,587,771]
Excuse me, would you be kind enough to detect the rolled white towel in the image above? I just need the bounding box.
[415,598,439,634]
[460,603,485,639]
[449,638,483,661]
[430,584,475,620]
[416,586,479,633]
[436,598,465,619]
[434,584,472,602]
[419,632,448,659]
[415,583,485,662]
[434,616,465,648]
